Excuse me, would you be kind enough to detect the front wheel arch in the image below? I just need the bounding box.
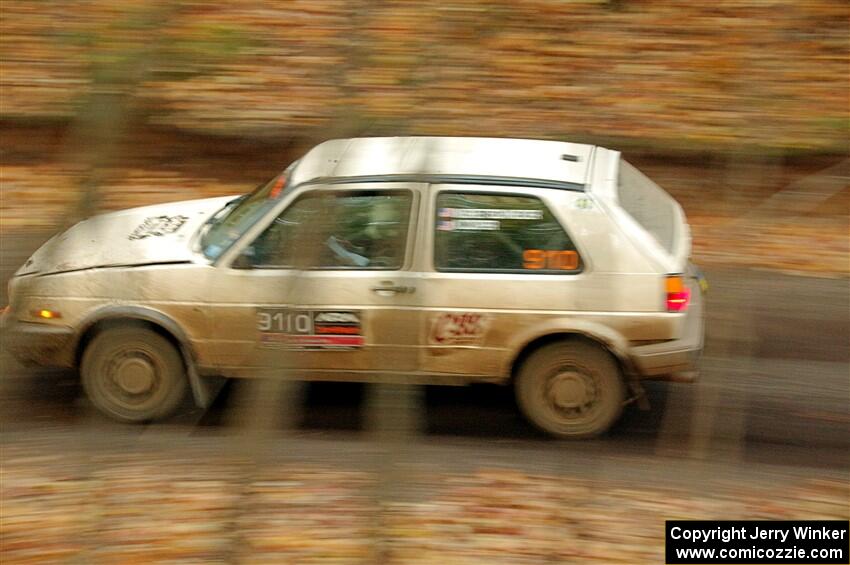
[74,309,193,372]
[73,307,206,408]
[80,324,189,422]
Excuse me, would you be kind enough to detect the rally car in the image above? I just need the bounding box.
[2,136,704,437]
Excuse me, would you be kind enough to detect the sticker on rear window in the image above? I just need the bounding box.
[437,219,500,232]
[438,208,543,220]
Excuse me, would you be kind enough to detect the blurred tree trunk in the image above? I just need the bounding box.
[366,382,423,564]
[67,2,178,225]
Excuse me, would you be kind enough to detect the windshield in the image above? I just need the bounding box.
[201,163,297,260]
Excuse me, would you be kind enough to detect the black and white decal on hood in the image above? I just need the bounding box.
[128,214,191,241]
[16,195,237,276]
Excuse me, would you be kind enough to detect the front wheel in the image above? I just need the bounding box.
[81,326,188,423]
[515,341,625,439]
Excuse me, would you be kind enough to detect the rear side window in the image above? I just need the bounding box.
[618,160,677,253]
[434,192,581,273]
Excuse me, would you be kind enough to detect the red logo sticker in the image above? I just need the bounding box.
[429,313,489,346]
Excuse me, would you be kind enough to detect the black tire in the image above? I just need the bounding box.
[81,326,188,423]
[515,340,625,439]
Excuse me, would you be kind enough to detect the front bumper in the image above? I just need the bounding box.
[1,311,75,367]
[629,273,705,378]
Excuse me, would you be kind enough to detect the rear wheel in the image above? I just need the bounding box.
[81,326,188,422]
[515,340,625,438]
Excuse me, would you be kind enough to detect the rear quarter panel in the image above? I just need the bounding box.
[419,186,683,382]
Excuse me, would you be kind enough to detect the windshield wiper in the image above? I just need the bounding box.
[199,195,247,252]
[225,194,247,207]
[209,195,246,227]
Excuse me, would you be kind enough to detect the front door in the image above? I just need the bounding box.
[205,184,422,380]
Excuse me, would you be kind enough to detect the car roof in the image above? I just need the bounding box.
[289,137,599,192]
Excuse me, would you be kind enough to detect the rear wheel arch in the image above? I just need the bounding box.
[514,338,627,438]
[508,330,632,385]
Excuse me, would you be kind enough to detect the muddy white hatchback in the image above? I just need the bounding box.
[3,137,704,437]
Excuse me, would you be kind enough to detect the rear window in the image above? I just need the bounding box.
[617,160,677,253]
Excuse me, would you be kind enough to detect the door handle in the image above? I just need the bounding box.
[371,282,416,295]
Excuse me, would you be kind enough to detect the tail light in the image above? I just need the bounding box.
[666,275,690,312]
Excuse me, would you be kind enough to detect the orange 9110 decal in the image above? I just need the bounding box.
[522,249,579,270]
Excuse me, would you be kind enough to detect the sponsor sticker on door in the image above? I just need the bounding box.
[429,312,489,346]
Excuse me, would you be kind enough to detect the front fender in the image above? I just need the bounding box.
[73,305,214,408]
[75,305,194,359]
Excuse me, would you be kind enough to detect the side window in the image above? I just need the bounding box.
[245,190,412,270]
[434,192,581,273]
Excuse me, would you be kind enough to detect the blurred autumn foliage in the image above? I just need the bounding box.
[1,0,848,274]
[1,0,848,150]
[2,442,848,564]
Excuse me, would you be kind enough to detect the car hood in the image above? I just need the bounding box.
[16,195,238,276]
